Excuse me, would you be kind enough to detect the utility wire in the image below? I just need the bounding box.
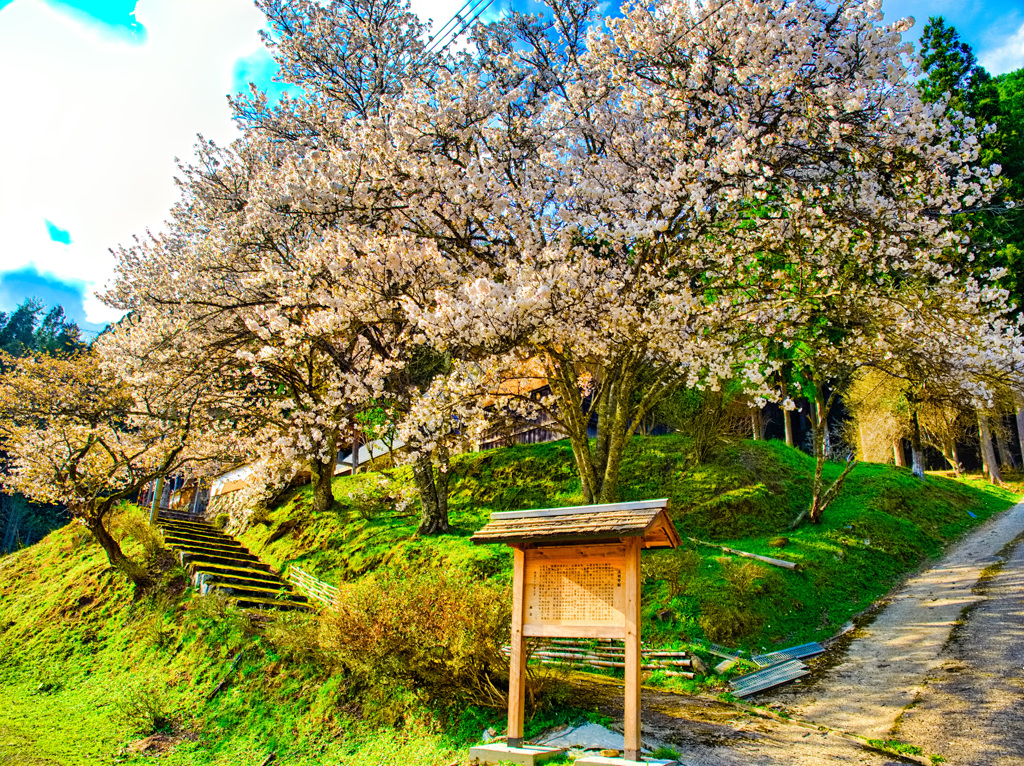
[416,0,500,67]
[420,0,478,57]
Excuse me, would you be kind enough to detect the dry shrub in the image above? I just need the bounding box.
[319,566,511,719]
[263,609,328,663]
[698,602,763,645]
[641,548,702,597]
[653,387,748,464]
[119,677,176,735]
[698,559,778,644]
[719,559,776,600]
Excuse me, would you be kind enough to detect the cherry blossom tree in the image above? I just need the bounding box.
[106,0,463,528]
[0,349,223,588]
[285,0,1021,512]
[108,0,1024,531]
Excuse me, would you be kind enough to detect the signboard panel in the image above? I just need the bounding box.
[523,544,626,638]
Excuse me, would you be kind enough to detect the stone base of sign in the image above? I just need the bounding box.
[468,743,566,765]
[572,756,677,766]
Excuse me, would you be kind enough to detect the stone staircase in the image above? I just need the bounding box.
[158,510,310,612]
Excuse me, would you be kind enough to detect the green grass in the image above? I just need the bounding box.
[243,436,1017,652]
[0,435,1019,765]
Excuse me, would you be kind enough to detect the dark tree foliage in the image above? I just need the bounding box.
[0,299,85,553]
[0,299,84,361]
[918,17,1024,313]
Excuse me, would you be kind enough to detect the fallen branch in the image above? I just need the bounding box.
[688,538,798,570]
[207,650,245,701]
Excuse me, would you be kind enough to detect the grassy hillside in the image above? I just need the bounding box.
[244,436,1017,650]
[0,435,1018,765]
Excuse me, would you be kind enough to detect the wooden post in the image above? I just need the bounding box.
[148,475,164,526]
[351,425,360,475]
[893,438,906,467]
[1016,392,1024,466]
[623,536,641,761]
[507,546,527,748]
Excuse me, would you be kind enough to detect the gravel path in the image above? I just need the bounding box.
[891,528,1024,765]
[570,500,1024,765]
[776,499,1024,739]
[571,676,909,766]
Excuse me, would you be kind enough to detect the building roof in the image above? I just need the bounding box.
[471,498,681,548]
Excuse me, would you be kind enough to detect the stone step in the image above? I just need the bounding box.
[207,582,309,604]
[162,527,240,545]
[188,562,283,587]
[229,596,313,613]
[194,569,286,591]
[160,515,301,613]
[159,520,220,536]
[158,511,207,523]
[179,550,272,572]
[166,538,250,557]
[158,513,215,527]
[176,543,260,562]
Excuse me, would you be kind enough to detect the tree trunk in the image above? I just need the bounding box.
[148,475,164,526]
[792,380,857,528]
[815,394,830,457]
[780,379,795,448]
[939,438,962,476]
[309,449,337,515]
[808,399,827,523]
[977,410,1004,485]
[543,351,675,506]
[751,408,765,441]
[893,438,906,467]
[568,431,601,504]
[86,507,152,589]
[910,409,925,479]
[1016,392,1024,467]
[3,497,22,552]
[994,417,1017,469]
[413,452,450,535]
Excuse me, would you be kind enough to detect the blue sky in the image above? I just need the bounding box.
[0,0,1022,338]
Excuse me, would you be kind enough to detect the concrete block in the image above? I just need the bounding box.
[572,757,676,766]
[468,743,566,765]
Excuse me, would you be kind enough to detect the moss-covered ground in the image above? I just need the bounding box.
[246,436,1019,650]
[0,435,1019,765]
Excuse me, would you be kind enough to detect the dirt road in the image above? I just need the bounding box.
[573,675,913,765]
[891,530,1024,765]
[578,499,1024,765]
[772,500,1024,742]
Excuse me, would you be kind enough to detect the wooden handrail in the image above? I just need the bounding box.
[287,564,338,609]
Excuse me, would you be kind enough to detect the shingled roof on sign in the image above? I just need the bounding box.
[470,498,681,548]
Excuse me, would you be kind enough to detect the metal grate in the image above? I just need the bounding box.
[695,640,743,661]
[730,660,809,697]
[751,641,825,668]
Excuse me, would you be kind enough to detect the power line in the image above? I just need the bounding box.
[421,0,478,57]
[417,0,500,65]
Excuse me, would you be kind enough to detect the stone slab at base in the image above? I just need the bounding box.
[469,743,566,765]
[573,757,677,766]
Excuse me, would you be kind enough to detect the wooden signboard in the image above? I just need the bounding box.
[524,544,626,637]
[472,499,680,763]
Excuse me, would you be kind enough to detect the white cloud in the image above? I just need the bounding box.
[0,0,266,324]
[0,0,487,326]
[979,20,1024,75]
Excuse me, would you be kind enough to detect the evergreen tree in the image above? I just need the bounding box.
[918,17,1024,313]
[0,299,85,553]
